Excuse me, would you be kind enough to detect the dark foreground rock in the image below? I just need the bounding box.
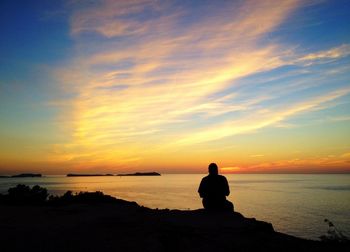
[0,185,348,251]
[0,201,348,251]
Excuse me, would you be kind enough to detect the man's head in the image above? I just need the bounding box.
[208,163,218,175]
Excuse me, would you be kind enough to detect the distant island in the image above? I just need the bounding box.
[12,173,42,178]
[117,172,161,176]
[67,174,114,177]
[0,173,42,178]
[66,172,161,177]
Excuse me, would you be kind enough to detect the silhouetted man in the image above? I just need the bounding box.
[198,163,234,211]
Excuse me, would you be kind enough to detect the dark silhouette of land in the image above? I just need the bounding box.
[117,172,161,176]
[11,173,42,178]
[67,173,114,177]
[0,185,348,252]
[0,172,161,178]
[66,172,161,177]
[198,163,233,211]
[0,173,42,178]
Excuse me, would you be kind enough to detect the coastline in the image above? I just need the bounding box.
[0,188,348,251]
[0,174,349,241]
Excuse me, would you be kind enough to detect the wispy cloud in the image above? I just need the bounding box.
[250,154,265,158]
[174,87,350,145]
[328,116,350,122]
[244,153,350,173]
[221,166,241,173]
[51,0,350,170]
[70,0,160,37]
[341,152,350,158]
[297,44,350,63]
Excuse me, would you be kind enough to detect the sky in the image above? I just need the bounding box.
[0,0,350,174]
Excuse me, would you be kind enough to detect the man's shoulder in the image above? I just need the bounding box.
[201,174,227,181]
[201,175,210,181]
[218,175,228,181]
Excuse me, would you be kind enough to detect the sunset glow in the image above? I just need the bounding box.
[1,0,350,174]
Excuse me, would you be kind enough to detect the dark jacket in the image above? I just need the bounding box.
[198,174,230,200]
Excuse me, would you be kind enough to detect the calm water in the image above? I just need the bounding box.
[0,174,349,240]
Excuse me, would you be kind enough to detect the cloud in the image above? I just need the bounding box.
[221,166,241,173]
[51,0,350,169]
[70,0,161,37]
[174,87,350,145]
[296,44,350,66]
[245,154,350,173]
[250,154,265,158]
[341,152,350,158]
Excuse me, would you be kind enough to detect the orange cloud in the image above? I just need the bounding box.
[49,0,350,173]
[221,166,241,173]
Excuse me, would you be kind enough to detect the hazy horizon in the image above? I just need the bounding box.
[1,0,350,174]
[1,170,350,176]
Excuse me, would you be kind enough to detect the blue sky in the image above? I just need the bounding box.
[0,0,350,174]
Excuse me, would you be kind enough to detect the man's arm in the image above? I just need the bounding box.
[198,179,206,198]
[223,177,230,196]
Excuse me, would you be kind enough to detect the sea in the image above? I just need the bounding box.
[0,174,349,240]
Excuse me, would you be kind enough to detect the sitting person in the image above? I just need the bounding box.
[198,163,234,212]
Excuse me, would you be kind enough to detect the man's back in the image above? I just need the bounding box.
[198,163,233,211]
[198,174,230,199]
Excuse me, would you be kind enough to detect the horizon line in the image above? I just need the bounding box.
[1,172,350,176]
